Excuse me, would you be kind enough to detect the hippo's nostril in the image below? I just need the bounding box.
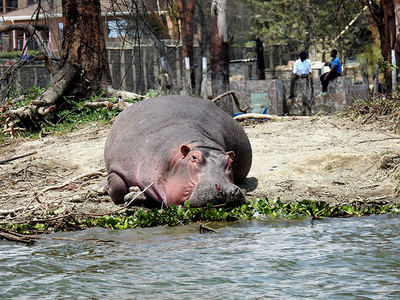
[226,186,245,204]
[234,187,241,196]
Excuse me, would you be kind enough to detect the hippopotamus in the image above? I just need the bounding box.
[104,95,252,207]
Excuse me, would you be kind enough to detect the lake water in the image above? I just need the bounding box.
[1,214,400,299]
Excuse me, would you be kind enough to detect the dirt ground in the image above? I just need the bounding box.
[1,116,400,222]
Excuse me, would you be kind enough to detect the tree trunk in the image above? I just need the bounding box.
[177,0,195,92]
[5,0,112,131]
[365,0,396,93]
[381,0,396,93]
[394,0,400,83]
[34,0,111,107]
[255,38,265,80]
[304,0,312,53]
[60,0,110,98]
[210,0,233,115]
[195,2,209,96]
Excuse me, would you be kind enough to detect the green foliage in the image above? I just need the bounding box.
[356,37,382,76]
[0,89,143,141]
[50,99,117,132]
[5,198,400,234]
[244,0,371,61]
[144,89,161,98]
[377,57,398,73]
[39,91,145,135]
[16,86,45,106]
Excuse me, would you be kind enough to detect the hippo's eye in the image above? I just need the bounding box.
[191,155,197,162]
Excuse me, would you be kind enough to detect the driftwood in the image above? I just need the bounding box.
[0,207,25,216]
[199,223,218,233]
[49,237,114,243]
[0,151,37,165]
[358,137,400,144]
[0,229,38,245]
[0,182,152,235]
[40,171,105,194]
[0,229,114,245]
[83,99,132,110]
[106,87,145,100]
[2,122,27,137]
[233,113,280,121]
[212,90,251,113]
[84,101,115,109]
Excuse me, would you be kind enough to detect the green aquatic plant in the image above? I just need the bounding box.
[3,198,400,235]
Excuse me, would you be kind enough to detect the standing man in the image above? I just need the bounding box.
[320,49,342,95]
[289,51,313,99]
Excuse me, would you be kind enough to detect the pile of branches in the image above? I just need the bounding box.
[340,92,400,132]
[0,88,145,138]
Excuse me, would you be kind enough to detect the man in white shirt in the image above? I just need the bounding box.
[289,51,313,99]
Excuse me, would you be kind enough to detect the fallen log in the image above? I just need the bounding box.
[117,99,132,110]
[83,99,132,110]
[199,223,218,233]
[233,113,280,121]
[84,101,114,109]
[9,106,34,119]
[106,87,145,100]
[0,230,36,245]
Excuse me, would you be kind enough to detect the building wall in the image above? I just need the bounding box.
[231,76,368,116]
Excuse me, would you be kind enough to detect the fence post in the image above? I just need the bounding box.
[183,56,192,95]
[392,49,397,92]
[200,56,209,99]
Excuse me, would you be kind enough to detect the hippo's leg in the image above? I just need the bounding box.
[107,172,129,204]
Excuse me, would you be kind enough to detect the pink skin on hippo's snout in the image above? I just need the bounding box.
[164,145,245,207]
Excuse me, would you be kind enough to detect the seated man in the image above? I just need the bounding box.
[320,49,342,95]
[289,51,313,99]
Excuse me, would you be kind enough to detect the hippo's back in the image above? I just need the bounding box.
[105,95,252,184]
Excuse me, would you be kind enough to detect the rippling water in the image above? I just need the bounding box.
[1,215,400,299]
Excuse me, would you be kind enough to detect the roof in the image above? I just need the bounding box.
[0,0,132,21]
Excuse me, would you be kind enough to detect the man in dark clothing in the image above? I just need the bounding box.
[320,49,342,95]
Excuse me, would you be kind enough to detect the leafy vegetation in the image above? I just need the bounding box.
[4,198,400,234]
[0,88,158,142]
[42,95,120,134]
[244,0,372,61]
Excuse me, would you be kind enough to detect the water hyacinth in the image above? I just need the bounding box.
[4,198,400,234]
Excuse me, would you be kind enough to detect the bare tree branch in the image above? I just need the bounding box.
[0,24,58,75]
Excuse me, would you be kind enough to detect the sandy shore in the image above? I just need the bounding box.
[1,115,399,222]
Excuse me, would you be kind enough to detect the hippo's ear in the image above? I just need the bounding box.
[180,145,191,157]
[226,151,235,163]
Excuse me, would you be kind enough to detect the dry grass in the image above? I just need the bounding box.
[340,93,400,132]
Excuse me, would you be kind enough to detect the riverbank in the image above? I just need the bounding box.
[0,115,399,227]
